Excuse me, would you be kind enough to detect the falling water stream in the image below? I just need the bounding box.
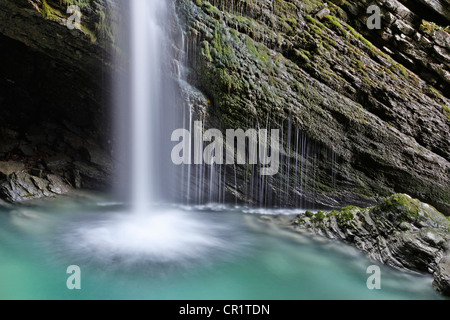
[130,0,159,210]
[0,0,446,300]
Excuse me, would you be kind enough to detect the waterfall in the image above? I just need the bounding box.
[69,1,229,267]
[130,0,162,210]
[126,0,177,209]
[64,0,344,269]
[114,0,337,210]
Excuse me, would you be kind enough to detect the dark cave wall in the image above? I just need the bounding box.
[0,34,106,135]
[0,0,118,199]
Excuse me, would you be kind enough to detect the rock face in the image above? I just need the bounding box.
[175,0,449,213]
[292,194,450,296]
[339,0,450,95]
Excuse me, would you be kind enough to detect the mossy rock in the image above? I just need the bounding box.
[305,210,314,218]
[312,210,326,222]
[373,194,421,224]
[372,194,450,230]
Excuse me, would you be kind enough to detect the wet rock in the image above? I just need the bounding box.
[44,155,71,172]
[0,171,72,202]
[18,144,35,157]
[29,165,45,179]
[0,172,50,202]
[63,130,85,151]
[316,8,330,20]
[72,168,82,189]
[0,161,25,178]
[83,144,113,173]
[47,174,71,194]
[433,30,450,48]
[433,254,450,296]
[417,0,450,23]
[73,161,111,190]
[30,175,51,195]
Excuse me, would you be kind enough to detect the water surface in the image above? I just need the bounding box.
[0,197,443,300]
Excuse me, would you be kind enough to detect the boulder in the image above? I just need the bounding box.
[0,172,51,202]
[293,194,450,296]
[47,174,71,195]
[0,171,71,202]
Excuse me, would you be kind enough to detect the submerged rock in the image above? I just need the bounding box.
[292,194,450,296]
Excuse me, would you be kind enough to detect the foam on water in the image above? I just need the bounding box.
[59,206,247,270]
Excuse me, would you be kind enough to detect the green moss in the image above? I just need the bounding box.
[80,25,97,43]
[327,1,348,20]
[420,20,450,35]
[337,206,357,223]
[42,0,90,19]
[305,210,314,218]
[274,0,298,18]
[59,0,89,7]
[323,15,390,60]
[354,59,366,72]
[40,0,98,42]
[202,1,222,17]
[294,49,310,64]
[24,191,34,198]
[202,41,213,62]
[315,181,332,192]
[348,27,389,59]
[300,0,324,13]
[94,6,116,43]
[312,210,326,222]
[375,194,421,224]
[244,35,271,66]
[330,0,347,5]
[323,15,346,35]
[305,15,326,37]
[443,104,450,121]
[390,63,409,78]
[41,0,62,20]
